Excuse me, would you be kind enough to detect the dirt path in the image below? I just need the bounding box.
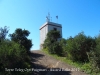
[31,50,89,75]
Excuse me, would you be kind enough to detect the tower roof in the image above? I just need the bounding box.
[40,22,62,30]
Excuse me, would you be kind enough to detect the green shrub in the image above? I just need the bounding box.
[81,63,91,73]
[9,28,33,54]
[87,51,100,73]
[59,38,67,56]
[0,40,31,75]
[87,35,100,73]
[0,26,9,40]
[48,41,63,56]
[66,32,96,62]
[43,30,62,56]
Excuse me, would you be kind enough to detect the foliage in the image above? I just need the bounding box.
[0,26,33,75]
[0,26,9,40]
[87,35,100,73]
[43,30,62,56]
[9,28,33,53]
[47,30,61,42]
[66,32,96,62]
[59,38,67,56]
[81,63,91,74]
[49,41,63,56]
[43,30,100,74]
[0,40,31,75]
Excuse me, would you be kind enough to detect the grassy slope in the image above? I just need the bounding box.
[41,49,100,75]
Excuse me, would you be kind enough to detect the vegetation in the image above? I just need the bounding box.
[0,26,32,75]
[0,26,9,40]
[87,35,100,74]
[9,28,33,54]
[43,30,63,56]
[43,30,100,75]
[66,32,96,62]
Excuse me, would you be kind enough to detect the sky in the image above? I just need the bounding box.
[0,0,100,50]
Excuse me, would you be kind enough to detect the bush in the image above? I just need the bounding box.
[9,28,33,54]
[81,63,91,73]
[0,26,9,40]
[0,40,31,75]
[66,32,96,62]
[48,41,63,56]
[59,38,67,56]
[87,35,100,73]
[43,30,62,56]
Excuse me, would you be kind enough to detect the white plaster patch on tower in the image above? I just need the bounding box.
[39,22,62,49]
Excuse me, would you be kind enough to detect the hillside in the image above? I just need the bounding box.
[31,50,89,75]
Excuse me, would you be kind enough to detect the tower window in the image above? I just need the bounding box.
[54,28,57,31]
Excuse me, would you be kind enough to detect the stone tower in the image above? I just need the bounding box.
[39,21,62,49]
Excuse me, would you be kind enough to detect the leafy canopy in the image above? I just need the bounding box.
[43,30,62,56]
[9,28,33,52]
[0,26,9,40]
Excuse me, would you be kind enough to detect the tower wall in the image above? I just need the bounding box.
[40,22,62,49]
[48,25,62,37]
[40,25,48,44]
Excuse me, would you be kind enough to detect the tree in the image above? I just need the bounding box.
[87,34,100,73]
[0,26,9,40]
[47,30,61,42]
[59,38,67,56]
[43,30,61,48]
[9,28,32,53]
[66,32,96,62]
[0,27,32,75]
[0,39,31,75]
[43,30,62,56]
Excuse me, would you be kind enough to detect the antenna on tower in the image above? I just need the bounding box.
[46,12,51,22]
[51,17,52,22]
[48,12,50,22]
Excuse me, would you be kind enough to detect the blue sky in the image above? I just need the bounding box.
[0,0,100,50]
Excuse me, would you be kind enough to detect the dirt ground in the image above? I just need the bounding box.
[30,50,89,75]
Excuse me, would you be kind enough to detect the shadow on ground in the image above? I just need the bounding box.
[30,52,44,62]
[30,51,71,75]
